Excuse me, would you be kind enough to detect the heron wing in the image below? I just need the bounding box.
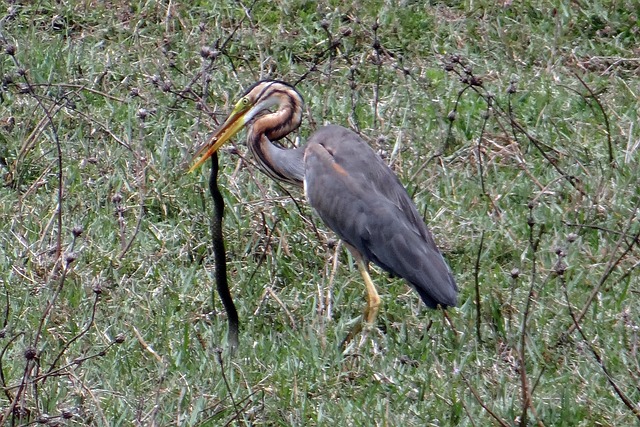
[304,125,458,308]
[314,127,442,246]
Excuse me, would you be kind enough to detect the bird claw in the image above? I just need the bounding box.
[340,314,387,355]
[341,321,385,356]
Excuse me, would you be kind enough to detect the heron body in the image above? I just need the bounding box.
[191,80,458,341]
[304,125,457,308]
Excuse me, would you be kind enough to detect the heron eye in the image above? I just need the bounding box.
[241,97,250,106]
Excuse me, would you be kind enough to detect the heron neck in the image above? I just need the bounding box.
[249,133,305,187]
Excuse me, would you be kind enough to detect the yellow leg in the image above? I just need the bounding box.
[358,260,381,324]
[341,259,381,349]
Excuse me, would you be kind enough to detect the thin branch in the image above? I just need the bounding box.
[474,231,484,343]
[0,332,24,401]
[518,205,544,426]
[325,240,343,320]
[45,292,100,376]
[118,158,147,260]
[246,215,281,289]
[475,98,492,195]
[29,82,127,102]
[561,274,640,421]
[1,282,8,329]
[372,19,382,130]
[461,374,510,427]
[1,31,65,260]
[215,348,243,423]
[571,71,613,164]
[565,199,640,336]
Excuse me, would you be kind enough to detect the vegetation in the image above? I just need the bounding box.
[0,0,638,425]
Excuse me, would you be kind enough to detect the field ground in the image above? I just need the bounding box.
[0,1,639,425]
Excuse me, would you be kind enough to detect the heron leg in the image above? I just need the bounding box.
[341,258,381,348]
[358,260,381,324]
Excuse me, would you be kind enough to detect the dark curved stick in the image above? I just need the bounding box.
[209,152,239,352]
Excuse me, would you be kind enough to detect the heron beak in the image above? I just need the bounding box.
[188,105,249,173]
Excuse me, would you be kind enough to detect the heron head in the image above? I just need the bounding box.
[188,80,300,172]
[188,92,257,172]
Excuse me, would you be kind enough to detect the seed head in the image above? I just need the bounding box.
[65,252,77,264]
[24,346,37,360]
[200,45,212,59]
[92,282,103,295]
[72,225,83,237]
[555,260,567,276]
[469,76,482,86]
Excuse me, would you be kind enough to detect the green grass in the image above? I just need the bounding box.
[1,0,639,425]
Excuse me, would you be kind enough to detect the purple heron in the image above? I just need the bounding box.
[191,80,458,341]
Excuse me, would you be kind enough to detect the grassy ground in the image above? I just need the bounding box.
[1,0,639,425]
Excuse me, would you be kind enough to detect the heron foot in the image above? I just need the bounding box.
[340,295,381,351]
[340,258,382,350]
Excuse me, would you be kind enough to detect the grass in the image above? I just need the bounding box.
[1,0,639,425]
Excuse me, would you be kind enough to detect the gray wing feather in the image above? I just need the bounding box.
[304,125,458,308]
